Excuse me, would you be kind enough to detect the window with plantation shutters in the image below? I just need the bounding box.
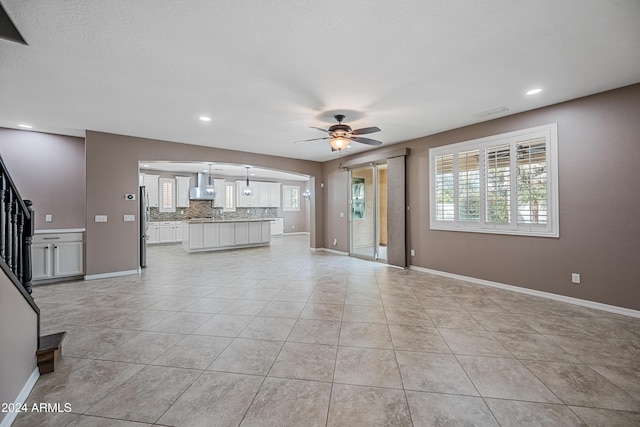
[429,124,558,237]
[224,182,235,212]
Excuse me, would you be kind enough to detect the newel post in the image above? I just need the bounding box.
[22,200,34,294]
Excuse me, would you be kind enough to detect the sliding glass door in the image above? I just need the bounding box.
[349,164,387,261]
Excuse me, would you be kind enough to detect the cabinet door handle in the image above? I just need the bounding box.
[54,245,58,249]
[43,237,60,240]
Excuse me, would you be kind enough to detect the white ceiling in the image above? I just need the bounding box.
[1,1,639,162]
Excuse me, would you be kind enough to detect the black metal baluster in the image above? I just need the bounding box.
[5,189,13,268]
[22,200,34,294]
[11,199,18,276]
[17,206,24,282]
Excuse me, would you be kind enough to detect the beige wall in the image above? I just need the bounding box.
[279,179,311,234]
[85,131,324,276]
[323,84,640,310]
[0,128,86,230]
[0,274,38,425]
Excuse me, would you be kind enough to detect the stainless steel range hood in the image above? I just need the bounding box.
[189,172,216,200]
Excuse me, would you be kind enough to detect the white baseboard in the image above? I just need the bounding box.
[409,265,640,319]
[284,232,310,235]
[311,247,349,256]
[0,368,39,427]
[84,269,139,281]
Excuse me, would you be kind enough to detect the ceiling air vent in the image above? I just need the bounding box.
[473,107,509,118]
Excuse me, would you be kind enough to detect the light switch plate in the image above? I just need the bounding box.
[123,214,135,222]
[95,215,108,223]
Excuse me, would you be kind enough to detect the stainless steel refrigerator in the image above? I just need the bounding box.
[139,185,149,268]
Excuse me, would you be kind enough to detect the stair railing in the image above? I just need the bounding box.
[0,155,38,328]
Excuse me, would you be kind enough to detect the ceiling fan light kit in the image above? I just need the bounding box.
[295,114,383,152]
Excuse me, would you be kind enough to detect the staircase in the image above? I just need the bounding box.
[0,156,65,374]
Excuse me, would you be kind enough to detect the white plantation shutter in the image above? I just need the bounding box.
[429,124,558,237]
[458,150,480,222]
[224,182,235,211]
[435,154,454,221]
[516,137,547,225]
[485,144,511,224]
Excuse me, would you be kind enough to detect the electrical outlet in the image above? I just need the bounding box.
[340,212,344,218]
[45,214,52,222]
[571,273,581,284]
[292,225,295,229]
[333,238,337,246]
[410,249,415,256]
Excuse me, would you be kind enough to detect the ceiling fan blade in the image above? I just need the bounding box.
[293,137,330,144]
[351,126,381,135]
[349,136,383,146]
[310,126,330,133]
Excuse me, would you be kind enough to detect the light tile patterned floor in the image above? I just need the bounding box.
[15,235,640,426]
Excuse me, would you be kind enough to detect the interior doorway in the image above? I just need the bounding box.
[349,164,388,261]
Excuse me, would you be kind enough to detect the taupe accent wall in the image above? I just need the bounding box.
[387,155,406,267]
[0,274,38,425]
[0,128,86,230]
[324,84,640,310]
[85,131,324,276]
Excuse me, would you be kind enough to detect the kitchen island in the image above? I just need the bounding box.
[182,218,272,253]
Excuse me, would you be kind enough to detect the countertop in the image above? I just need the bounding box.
[186,218,277,223]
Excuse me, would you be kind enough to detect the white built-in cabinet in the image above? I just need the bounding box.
[271,218,284,236]
[32,232,84,282]
[142,174,160,207]
[236,181,281,208]
[213,179,226,208]
[148,221,183,244]
[176,176,191,207]
[183,220,271,252]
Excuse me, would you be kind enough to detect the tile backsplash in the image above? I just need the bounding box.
[149,201,278,221]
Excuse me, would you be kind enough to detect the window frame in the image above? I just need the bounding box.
[223,181,236,212]
[282,185,300,212]
[429,123,559,237]
[158,177,176,213]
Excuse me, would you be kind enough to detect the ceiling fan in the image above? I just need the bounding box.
[294,114,382,151]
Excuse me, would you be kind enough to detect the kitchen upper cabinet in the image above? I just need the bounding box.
[236,181,260,207]
[237,181,281,207]
[176,176,191,207]
[142,174,159,208]
[268,182,281,207]
[213,179,226,208]
[32,233,84,282]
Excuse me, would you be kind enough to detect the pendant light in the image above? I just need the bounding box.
[205,163,216,197]
[243,166,253,196]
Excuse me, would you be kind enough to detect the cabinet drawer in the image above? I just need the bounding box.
[34,232,83,244]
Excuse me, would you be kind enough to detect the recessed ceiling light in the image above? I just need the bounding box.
[143,164,150,167]
[251,173,255,176]
[18,124,32,129]
[526,88,542,95]
[199,116,212,122]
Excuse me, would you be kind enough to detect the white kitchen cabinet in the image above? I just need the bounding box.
[248,222,262,244]
[258,182,271,207]
[236,180,261,207]
[175,222,184,242]
[147,222,160,244]
[176,176,191,207]
[203,223,220,248]
[187,223,204,249]
[219,222,235,246]
[270,218,284,236]
[261,222,271,243]
[265,182,281,207]
[213,179,226,208]
[33,232,84,282]
[142,174,159,208]
[149,221,182,244]
[235,222,249,244]
[159,221,175,243]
